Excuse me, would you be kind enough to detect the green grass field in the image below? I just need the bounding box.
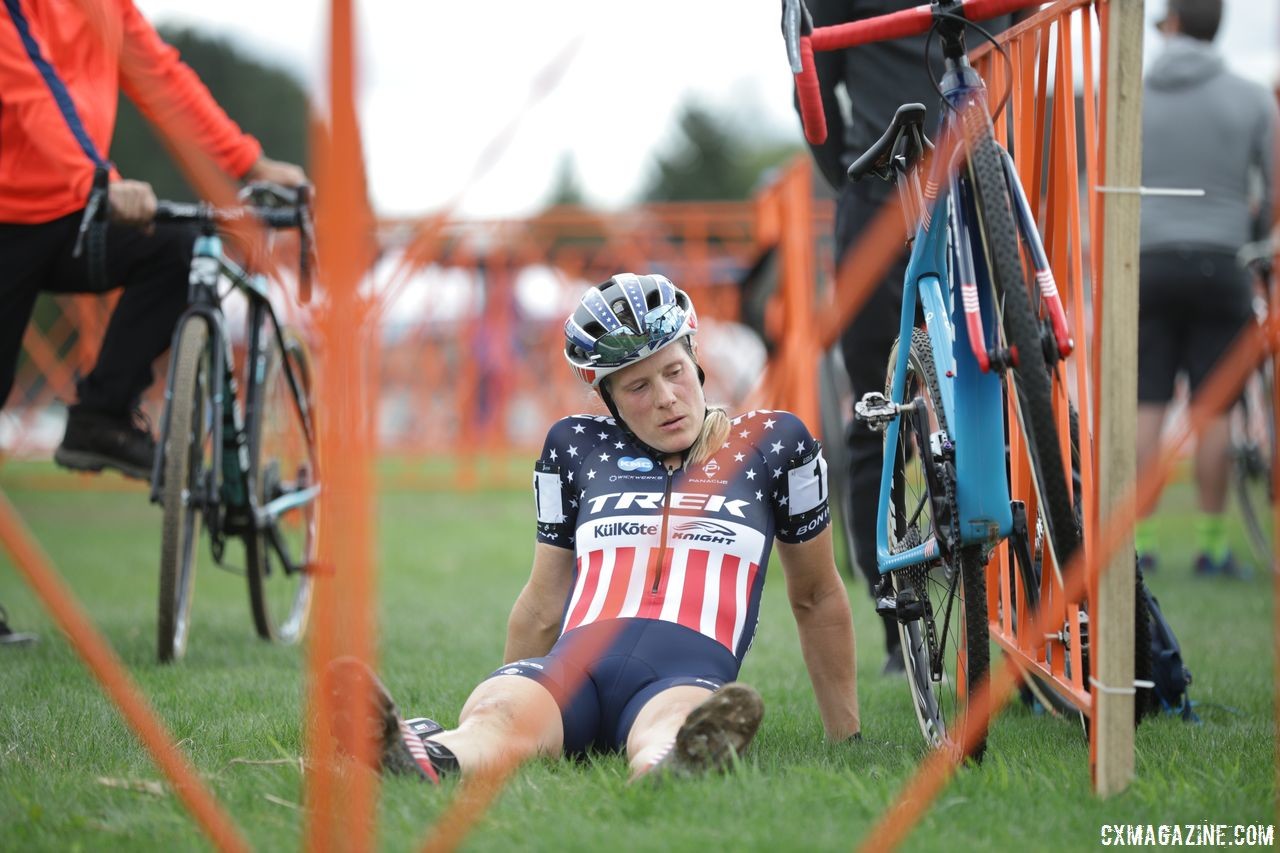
[0,461,1274,851]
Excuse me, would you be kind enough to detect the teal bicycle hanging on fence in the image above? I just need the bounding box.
[785,0,1079,759]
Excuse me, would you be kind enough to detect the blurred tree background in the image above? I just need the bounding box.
[110,27,309,200]
[640,100,799,202]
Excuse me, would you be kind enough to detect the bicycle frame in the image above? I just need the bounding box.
[149,230,317,555]
[873,53,1050,574]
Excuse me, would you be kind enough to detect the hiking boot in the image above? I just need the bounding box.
[651,682,764,777]
[54,406,156,480]
[323,656,439,783]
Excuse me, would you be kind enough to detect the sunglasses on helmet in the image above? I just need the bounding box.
[592,302,688,366]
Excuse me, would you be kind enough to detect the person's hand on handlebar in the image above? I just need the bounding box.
[243,156,308,188]
[107,179,158,226]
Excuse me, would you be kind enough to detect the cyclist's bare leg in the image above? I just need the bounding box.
[1193,414,1232,514]
[429,675,563,774]
[625,685,715,777]
[1136,403,1169,512]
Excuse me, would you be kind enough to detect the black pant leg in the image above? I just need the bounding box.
[0,218,70,410]
[834,182,910,650]
[47,221,193,416]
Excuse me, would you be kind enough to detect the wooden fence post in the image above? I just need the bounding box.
[1093,0,1145,796]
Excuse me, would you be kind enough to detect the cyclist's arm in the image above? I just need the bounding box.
[793,0,848,191]
[117,0,262,180]
[503,543,574,664]
[0,0,116,213]
[776,527,861,740]
[1250,93,1277,241]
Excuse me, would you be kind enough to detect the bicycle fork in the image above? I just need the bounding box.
[951,148,1074,373]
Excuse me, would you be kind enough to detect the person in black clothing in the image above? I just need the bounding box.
[793,0,1012,674]
[0,0,306,480]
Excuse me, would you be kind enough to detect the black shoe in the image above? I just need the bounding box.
[881,648,906,676]
[54,406,156,480]
[0,606,37,646]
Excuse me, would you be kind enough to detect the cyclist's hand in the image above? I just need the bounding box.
[107,179,157,226]
[244,156,308,188]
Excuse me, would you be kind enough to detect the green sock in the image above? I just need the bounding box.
[1134,519,1156,557]
[1195,514,1229,562]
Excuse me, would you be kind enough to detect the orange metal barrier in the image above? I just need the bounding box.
[2,1,1272,851]
[2,191,837,491]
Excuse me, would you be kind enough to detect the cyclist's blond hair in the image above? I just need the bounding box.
[686,405,731,468]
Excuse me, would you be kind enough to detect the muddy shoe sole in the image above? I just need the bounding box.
[324,656,437,782]
[658,682,764,776]
[53,447,151,481]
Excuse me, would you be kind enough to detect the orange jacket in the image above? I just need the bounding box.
[0,0,262,224]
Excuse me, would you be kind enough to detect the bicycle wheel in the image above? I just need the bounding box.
[1232,364,1274,565]
[886,330,991,761]
[965,121,1079,571]
[244,326,316,643]
[819,346,858,580]
[158,318,212,663]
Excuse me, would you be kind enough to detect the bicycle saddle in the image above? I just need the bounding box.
[847,103,932,183]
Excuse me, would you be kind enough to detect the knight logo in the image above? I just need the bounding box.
[702,458,720,478]
[672,519,737,544]
[617,456,654,473]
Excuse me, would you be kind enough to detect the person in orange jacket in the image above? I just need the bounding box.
[0,0,307,478]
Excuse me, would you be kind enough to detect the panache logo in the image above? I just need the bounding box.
[672,519,737,544]
[617,456,654,472]
[702,458,720,478]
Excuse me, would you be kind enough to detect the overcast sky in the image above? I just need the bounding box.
[134,0,1277,220]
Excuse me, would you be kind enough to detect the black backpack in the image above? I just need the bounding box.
[1139,583,1197,722]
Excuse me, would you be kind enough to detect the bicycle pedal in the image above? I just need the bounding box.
[855,392,915,431]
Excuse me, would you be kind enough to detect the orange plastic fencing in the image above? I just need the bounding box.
[2,0,1274,851]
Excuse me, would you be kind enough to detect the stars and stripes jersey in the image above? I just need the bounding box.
[532,409,831,663]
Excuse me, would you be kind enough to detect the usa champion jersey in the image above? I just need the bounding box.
[533,410,830,663]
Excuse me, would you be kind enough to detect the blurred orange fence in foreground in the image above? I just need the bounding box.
[1,190,832,490]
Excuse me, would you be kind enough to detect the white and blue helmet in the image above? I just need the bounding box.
[563,273,699,387]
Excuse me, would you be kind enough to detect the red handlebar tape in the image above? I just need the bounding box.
[795,37,828,144]
[811,0,1041,51]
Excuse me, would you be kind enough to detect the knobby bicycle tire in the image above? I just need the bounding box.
[1232,365,1274,566]
[887,330,991,762]
[158,318,210,663]
[965,119,1079,571]
[818,346,859,581]
[245,328,316,644]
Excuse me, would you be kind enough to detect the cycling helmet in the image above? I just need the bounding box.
[563,273,698,387]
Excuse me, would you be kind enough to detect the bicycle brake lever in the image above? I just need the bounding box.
[239,181,300,208]
[72,166,111,259]
[296,185,316,304]
[782,0,813,74]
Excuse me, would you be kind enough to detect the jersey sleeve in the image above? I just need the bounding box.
[117,0,262,179]
[533,417,585,549]
[767,412,831,544]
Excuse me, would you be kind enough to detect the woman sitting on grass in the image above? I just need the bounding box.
[332,273,860,782]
